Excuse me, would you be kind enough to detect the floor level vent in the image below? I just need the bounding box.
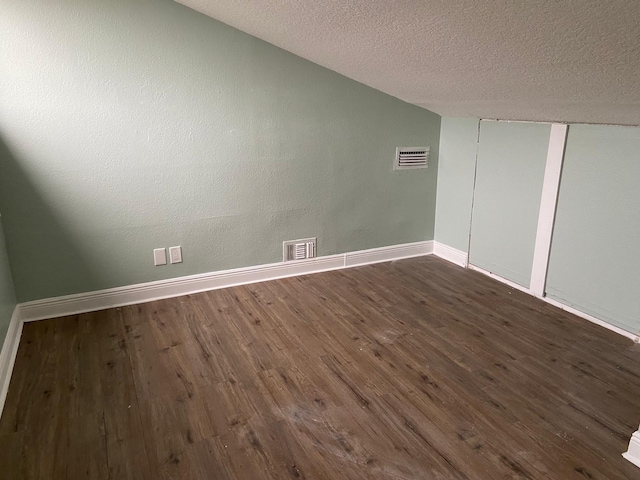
[283,238,316,261]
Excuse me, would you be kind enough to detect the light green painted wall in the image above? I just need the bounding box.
[0,217,16,345]
[546,124,640,334]
[434,117,479,252]
[435,117,638,334]
[0,0,440,302]
[469,121,550,287]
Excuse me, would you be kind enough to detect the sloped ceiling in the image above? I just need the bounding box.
[176,0,640,125]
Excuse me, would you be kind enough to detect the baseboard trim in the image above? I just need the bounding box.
[433,242,468,267]
[433,247,639,343]
[624,429,640,469]
[437,244,640,463]
[0,306,23,417]
[467,264,531,295]
[20,255,344,322]
[467,263,638,342]
[345,241,433,267]
[19,241,433,323]
[8,238,640,460]
[543,297,639,343]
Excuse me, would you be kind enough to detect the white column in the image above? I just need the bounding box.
[529,123,568,297]
[623,426,640,468]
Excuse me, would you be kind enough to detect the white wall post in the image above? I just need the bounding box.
[529,123,568,297]
[623,426,640,468]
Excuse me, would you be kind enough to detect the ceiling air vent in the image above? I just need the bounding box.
[283,238,316,262]
[394,147,429,170]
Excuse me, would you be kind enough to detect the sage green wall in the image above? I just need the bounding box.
[0,217,16,345]
[546,124,640,334]
[434,117,479,252]
[0,0,440,302]
[435,117,639,334]
[469,121,550,287]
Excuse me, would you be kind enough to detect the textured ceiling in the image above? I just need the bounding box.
[176,0,640,125]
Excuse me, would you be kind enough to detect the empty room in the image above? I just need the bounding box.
[1,0,639,478]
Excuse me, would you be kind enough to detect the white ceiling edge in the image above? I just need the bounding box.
[175,0,640,126]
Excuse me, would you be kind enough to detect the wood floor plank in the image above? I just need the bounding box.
[1,256,639,479]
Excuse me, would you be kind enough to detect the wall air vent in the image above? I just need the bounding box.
[283,238,316,262]
[394,147,429,170]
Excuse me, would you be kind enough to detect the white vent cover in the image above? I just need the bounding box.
[394,147,429,170]
[283,237,316,261]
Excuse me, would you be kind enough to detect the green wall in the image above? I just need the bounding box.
[546,124,640,334]
[469,121,550,287]
[0,217,16,346]
[0,0,440,302]
[435,117,639,334]
[434,117,479,252]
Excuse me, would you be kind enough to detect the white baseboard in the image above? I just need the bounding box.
[467,263,531,295]
[466,263,639,342]
[1,240,430,419]
[543,297,639,343]
[8,238,640,461]
[19,241,433,323]
[433,244,639,343]
[0,306,23,417]
[436,247,640,462]
[345,241,433,267]
[433,242,468,267]
[624,429,640,469]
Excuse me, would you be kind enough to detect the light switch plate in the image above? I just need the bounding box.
[169,246,182,264]
[154,248,167,266]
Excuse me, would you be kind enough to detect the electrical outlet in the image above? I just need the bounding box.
[169,246,182,264]
[153,248,167,266]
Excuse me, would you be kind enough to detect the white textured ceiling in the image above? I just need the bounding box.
[176,0,640,125]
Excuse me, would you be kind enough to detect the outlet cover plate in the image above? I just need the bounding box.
[154,248,167,266]
[169,246,182,264]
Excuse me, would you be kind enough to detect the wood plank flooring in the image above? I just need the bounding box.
[1,256,639,479]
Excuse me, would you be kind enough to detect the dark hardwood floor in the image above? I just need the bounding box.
[1,256,639,479]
